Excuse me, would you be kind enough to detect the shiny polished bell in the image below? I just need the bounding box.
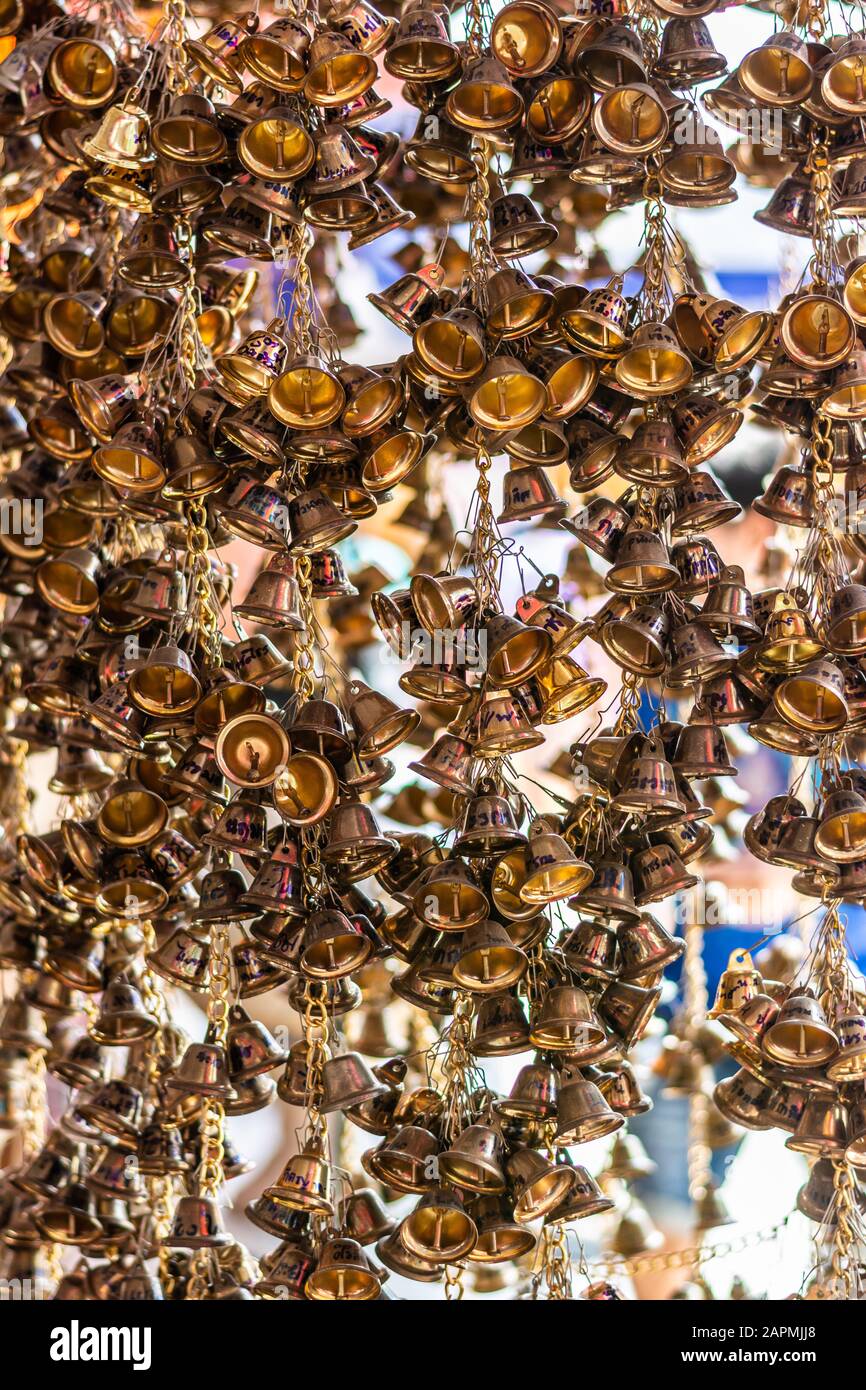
[774,659,848,733]
[452,920,528,993]
[454,786,526,856]
[497,462,566,524]
[165,1194,233,1249]
[618,913,685,980]
[306,1236,381,1301]
[384,5,460,80]
[507,1148,575,1224]
[739,29,813,106]
[401,1185,478,1263]
[304,30,377,106]
[128,643,200,716]
[468,353,547,430]
[217,317,290,400]
[264,1135,334,1215]
[553,1070,623,1146]
[520,821,592,904]
[575,859,640,921]
[320,1052,388,1114]
[786,1096,848,1159]
[445,51,523,133]
[242,15,312,91]
[301,907,373,979]
[814,788,866,862]
[186,13,255,94]
[529,985,605,1052]
[289,487,357,553]
[763,988,839,1066]
[438,1123,506,1194]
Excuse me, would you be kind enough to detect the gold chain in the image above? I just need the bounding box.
[293,554,318,701]
[830,1159,857,1298]
[198,923,230,1197]
[593,1218,789,1278]
[162,0,191,94]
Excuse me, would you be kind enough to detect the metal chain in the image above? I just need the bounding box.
[184,500,222,663]
[808,130,835,289]
[288,223,315,353]
[613,672,644,736]
[444,1262,465,1300]
[592,1218,789,1278]
[174,214,203,398]
[830,1159,857,1299]
[161,0,191,94]
[640,158,668,321]
[293,554,318,701]
[470,441,499,615]
[198,923,230,1197]
[468,140,495,310]
[301,985,331,1126]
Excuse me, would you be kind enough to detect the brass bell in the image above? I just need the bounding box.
[304,30,378,106]
[814,787,866,861]
[401,1185,478,1264]
[774,659,849,733]
[365,1123,440,1194]
[738,29,813,106]
[147,927,210,993]
[483,611,553,687]
[445,51,523,132]
[763,988,839,1066]
[165,1194,233,1250]
[616,417,688,488]
[780,289,855,372]
[89,976,157,1046]
[606,527,679,595]
[242,15,313,91]
[490,0,561,76]
[553,1069,623,1146]
[264,1135,334,1215]
[306,1236,381,1301]
[152,92,227,166]
[185,13,257,94]
[438,1123,506,1194]
[452,920,528,993]
[68,372,142,443]
[289,487,358,553]
[574,858,640,921]
[237,106,314,182]
[301,907,373,979]
[529,984,605,1052]
[559,275,630,358]
[217,317,291,401]
[169,1031,235,1099]
[611,736,683,819]
[486,267,553,340]
[632,842,698,905]
[320,1052,388,1115]
[592,81,671,156]
[519,818,592,904]
[47,37,118,109]
[786,1096,848,1159]
[347,679,420,757]
[615,322,692,397]
[826,1008,866,1083]
[467,353,547,431]
[507,1148,574,1224]
[368,261,446,333]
